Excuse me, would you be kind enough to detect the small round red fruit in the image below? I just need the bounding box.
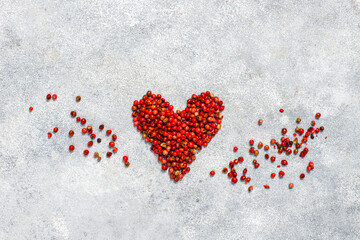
[106,130,112,135]
[123,156,128,162]
[69,145,75,151]
[84,150,89,155]
[210,171,215,176]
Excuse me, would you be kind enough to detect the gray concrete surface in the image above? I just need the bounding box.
[1,0,360,239]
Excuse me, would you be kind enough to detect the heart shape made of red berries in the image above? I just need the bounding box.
[132,91,225,182]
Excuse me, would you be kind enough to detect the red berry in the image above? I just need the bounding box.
[309,161,314,168]
[289,183,294,189]
[99,124,104,130]
[279,171,285,177]
[46,94,51,100]
[76,117,81,122]
[52,94,57,100]
[271,173,276,178]
[53,127,58,133]
[300,173,305,179]
[112,134,117,141]
[243,168,247,174]
[123,156,128,162]
[233,146,238,152]
[315,113,321,119]
[298,128,304,135]
[90,134,96,139]
[210,170,215,176]
[161,165,168,170]
[254,163,260,168]
[106,152,112,158]
[279,109,284,113]
[238,156,244,162]
[106,130,112,135]
[113,147,118,153]
[82,128,87,134]
[281,160,288,166]
[270,156,276,162]
[81,118,86,125]
[249,140,254,145]
[282,128,287,135]
[71,111,77,117]
[286,149,292,155]
[84,150,89,155]
[69,145,75,151]
[109,141,115,147]
[264,185,270,189]
[258,119,263,125]
[245,177,251,183]
[48,132,52,138]
[231,177,238,183]
[29,107,33,112]
[88,141,93,147]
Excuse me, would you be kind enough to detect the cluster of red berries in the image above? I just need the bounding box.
[30,94,130,167]
[219,111,325,192]
[132,91,224,182]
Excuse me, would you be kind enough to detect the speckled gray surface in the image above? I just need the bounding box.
[1,0,360,239]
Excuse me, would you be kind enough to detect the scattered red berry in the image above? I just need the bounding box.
[84,150,89,155]
[300,173,305,179]
[81,118,86,125]
[106,130,112,135]
[258,119,263,125]
[46,94,51,101]
[210,170,215,176]
[279,171,285,177]
[231,177,238,184]
[48,132,52,138]
[88,141,93,147]
[315,113,321,119]
[106,152,112,158]
[233,146,238,152]
[264,184,270,189]
[113,147,118,153]
[279,109,284,113]
[69,145,75,151]
[289,183,294,189]
[29,107,33,112]
[109,141,115,148]
[52,94,57,100]
[112,134,117,141]
[71,111,77,117]
[53,127,58,133]
[271,173,276,178]
[282,128,287,135]
[82,128,87,134]
[99,124,104,130]
[123,156,128,162]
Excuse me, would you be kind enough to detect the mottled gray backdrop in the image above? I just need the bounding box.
[0,0,359,239]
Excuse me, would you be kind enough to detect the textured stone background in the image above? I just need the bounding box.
[0,0,360,239]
